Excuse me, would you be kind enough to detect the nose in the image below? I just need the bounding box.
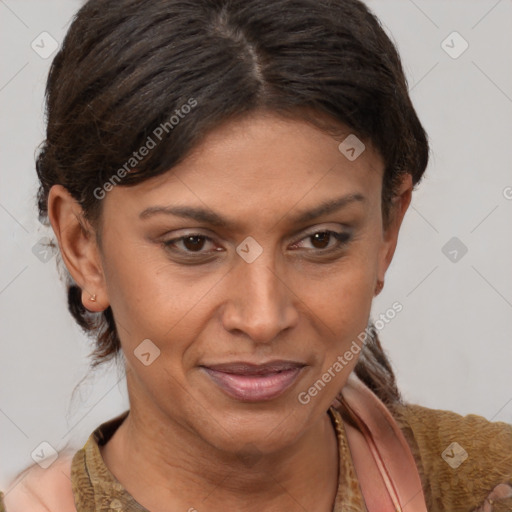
[220,249,300,344]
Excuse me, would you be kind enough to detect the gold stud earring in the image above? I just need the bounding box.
[89,294,97,302]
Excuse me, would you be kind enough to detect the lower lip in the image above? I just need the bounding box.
[201,367,304,402]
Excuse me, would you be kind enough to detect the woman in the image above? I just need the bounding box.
[2,0,511,510]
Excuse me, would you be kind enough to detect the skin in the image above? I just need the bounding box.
[41,111,411,511]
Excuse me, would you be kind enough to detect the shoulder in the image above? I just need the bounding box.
[2,452,76,512]
[393,401,512,469]
[391,402,512,511]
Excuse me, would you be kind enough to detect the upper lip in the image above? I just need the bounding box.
[201,360,306,375]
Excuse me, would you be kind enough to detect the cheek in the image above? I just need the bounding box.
[101,242,220,362]
[308,245,378,331]
[99,237,171,339]
[293,259,377,407]
[324,268,374,353]
[303,235,380,371]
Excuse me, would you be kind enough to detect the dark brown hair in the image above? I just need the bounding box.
[36,0,429,407]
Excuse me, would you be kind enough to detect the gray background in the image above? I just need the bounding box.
[1,0,511,487]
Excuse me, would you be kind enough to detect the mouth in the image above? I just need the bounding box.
[200,360,306,402]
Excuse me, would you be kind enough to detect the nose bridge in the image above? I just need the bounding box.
[222,246,297,342]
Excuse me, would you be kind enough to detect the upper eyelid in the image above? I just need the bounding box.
[164,222,351,240]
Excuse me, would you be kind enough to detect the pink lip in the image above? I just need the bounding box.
[201,361,305,402]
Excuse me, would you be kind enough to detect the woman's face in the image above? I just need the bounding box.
[57,112,411,456]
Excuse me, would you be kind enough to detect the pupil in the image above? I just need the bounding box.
[311,232,330,249]
[184,235,205,251]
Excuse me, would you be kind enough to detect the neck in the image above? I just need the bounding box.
[100,400,340,511]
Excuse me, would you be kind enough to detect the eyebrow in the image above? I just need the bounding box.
[139,193,365,228]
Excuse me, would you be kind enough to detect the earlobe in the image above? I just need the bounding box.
[374,279,384,296]
[47,185,109,312]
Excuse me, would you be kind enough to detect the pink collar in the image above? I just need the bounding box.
[337,373,428,512]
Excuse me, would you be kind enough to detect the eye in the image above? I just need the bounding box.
[163,234,220,254]
[161,229,351,259]
[291,230,351,251]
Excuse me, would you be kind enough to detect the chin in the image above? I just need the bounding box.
[197,402,309,456]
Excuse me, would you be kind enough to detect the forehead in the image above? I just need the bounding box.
[105,112,384,225]
[177,111,380,176]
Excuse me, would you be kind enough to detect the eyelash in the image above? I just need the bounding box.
[162,229,352,259]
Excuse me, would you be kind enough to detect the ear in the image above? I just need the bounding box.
[376,173,413,283]
[47,185,109,312]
